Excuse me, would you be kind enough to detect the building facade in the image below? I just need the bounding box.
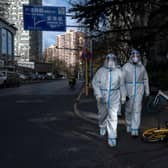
[29,0,42,62]
[0,1,10,20]
[5,0,42,62]
[44,30,85,68]
[0,18,17,66]
[57,30,85,67]
[0,0,17,68]
[44,45,58,62]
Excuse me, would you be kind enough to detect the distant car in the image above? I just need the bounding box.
[27,73,38,80]
[0,70,20,87]
[52,75,56,80]
[62,75,66,79]
[0,71,7,87]
[31,73,38,80]
[56,74,65,79]
[37,74,45,80]
[17,73,28,81]
[36,74,42,80]
[46,73,55,80]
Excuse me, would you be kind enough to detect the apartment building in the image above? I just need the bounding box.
[6,0,42,62]
[57,30,85,67]
[44,30,85,68]
[0,1,17,65]
[44,45,58,62]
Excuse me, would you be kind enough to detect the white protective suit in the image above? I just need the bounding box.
[122,49,150,136]
[92,53,126,146]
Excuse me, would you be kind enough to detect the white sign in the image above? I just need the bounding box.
[17,61,35,69]
[23,5,66,31]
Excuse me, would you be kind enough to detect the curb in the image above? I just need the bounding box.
[73,88,127,126]
[21,78,64,85]
[73,87,97,124]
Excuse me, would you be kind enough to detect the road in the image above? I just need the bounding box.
[0,80,88,168]
[0,79,81,96]
[0,80,168,168]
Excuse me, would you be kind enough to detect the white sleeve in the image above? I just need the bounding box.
[144,67,150,96]
[121,65,128,97]
[119,69,126,102]
[92,69,102,99]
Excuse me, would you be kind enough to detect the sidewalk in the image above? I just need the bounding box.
[74,88,168,168]
[74,89,98,124]
[75,88,168,129]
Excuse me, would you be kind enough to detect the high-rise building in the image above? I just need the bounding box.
[44,45,58,62]
[0,1,17,65]
[29,0,42,62]
[0,18,17,65]
[57,34,65,62]
[6,0,42,62]
[44,30,85,68]
[57,30,85,67]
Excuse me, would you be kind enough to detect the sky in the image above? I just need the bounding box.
[42,0,78,49]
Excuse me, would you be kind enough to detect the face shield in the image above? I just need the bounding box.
[104,53,117,69]
[130,49,141,64]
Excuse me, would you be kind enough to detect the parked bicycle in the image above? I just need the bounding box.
[142,90,168,143]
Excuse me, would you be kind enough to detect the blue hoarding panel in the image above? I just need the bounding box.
[23,5,66,31]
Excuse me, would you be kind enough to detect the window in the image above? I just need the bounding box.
[1,28,7,54]
[8,31,13,56]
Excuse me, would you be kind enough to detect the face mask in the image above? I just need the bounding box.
[107,60,116,68]
[132,56,139,63]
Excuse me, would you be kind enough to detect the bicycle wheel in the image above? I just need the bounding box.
[142,128,168,143]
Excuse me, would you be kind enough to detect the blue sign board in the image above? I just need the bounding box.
[23,5,66,31]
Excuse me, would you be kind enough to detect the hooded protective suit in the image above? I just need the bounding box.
[122,49,150,136]
[92,53,126,146]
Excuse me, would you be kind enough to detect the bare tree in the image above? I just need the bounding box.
[69,0,168,62]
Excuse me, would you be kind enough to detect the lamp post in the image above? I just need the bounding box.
[81,47,92,96]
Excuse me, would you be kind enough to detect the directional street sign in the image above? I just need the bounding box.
[23,5,66,31]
